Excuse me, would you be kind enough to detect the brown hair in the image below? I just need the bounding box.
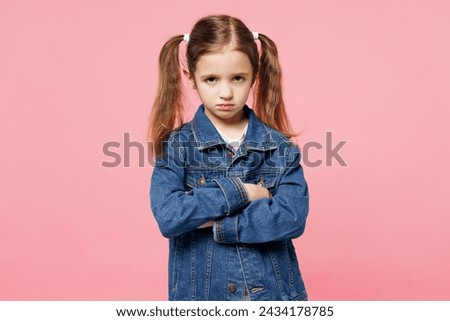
[149,14,293,157]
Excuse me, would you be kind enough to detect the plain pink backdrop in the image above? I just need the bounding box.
[1,0,449,300]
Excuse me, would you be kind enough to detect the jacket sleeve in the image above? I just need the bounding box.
[213,147,309,244]
[150,137,249,239]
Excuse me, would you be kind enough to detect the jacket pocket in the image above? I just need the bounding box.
[267,240,306,300]
[184,169,225,189]
[245,170,280,194]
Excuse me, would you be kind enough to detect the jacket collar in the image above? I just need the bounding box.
[191,105,277,151]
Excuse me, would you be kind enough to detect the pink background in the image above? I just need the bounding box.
[1,0,449,300]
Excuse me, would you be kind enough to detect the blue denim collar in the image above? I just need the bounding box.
[191,105,277,151]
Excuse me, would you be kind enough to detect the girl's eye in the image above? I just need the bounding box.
[206,77,217,83]
[234,76,244,82]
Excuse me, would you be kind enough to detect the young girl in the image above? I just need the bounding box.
[149,14,309,301]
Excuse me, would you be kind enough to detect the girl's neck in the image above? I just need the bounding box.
[207,110,248,140]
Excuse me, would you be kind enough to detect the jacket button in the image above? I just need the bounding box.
[257,177,265,187]
[227,283,237,293]
[197,174,205,186]
[227,150,234,157]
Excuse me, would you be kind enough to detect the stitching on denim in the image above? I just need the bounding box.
[216,220,223,243]
[212,179,232,215]
[189,233,196,300]
[235,245,248,300]
[234,215,239,243]
[231,177,249,206]
[191,116,201,148]
[268,247,288,300]
[290,290,308,301]
[204,234,214,299]
[225,247,232,301]
[169,238,181,300]
[191,112,224,150]
[284,240,296,295]
[230,177,244,206]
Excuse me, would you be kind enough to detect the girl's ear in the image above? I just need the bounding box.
[183,68,197,89]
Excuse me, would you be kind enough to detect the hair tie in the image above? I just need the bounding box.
[183,33,190,42]
[252,32,259,40]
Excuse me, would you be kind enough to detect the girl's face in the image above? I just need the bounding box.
[187,45,253,126]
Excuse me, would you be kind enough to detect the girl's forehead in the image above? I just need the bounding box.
[195,49,252,74]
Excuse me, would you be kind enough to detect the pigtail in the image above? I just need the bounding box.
[149,35,185,157]
[253,34,293,137]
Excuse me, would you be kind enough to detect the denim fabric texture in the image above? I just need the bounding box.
[150,105,309,301]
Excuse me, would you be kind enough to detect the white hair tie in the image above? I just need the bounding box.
[252,32,259,40]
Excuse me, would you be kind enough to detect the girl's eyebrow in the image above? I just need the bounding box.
[199,74,217,78]
[232,72,250,76]
[199,72,250,78]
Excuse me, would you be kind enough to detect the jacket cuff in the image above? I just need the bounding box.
[212,177,249,215]
[213,216,239,243]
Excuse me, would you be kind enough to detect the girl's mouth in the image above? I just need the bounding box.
[216,104,234,110]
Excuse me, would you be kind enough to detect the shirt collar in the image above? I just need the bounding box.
[191,105,277,151]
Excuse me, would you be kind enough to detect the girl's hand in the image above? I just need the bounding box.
[196,184,270,229]
[197,221,214,228]
[243,183,271,201]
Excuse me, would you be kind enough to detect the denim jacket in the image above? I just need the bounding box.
[150,105,309,301]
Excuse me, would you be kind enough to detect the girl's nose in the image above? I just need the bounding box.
[219,82,233,100]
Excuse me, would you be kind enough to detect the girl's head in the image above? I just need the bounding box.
[185,15,259,84]
[150,14,293,156]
